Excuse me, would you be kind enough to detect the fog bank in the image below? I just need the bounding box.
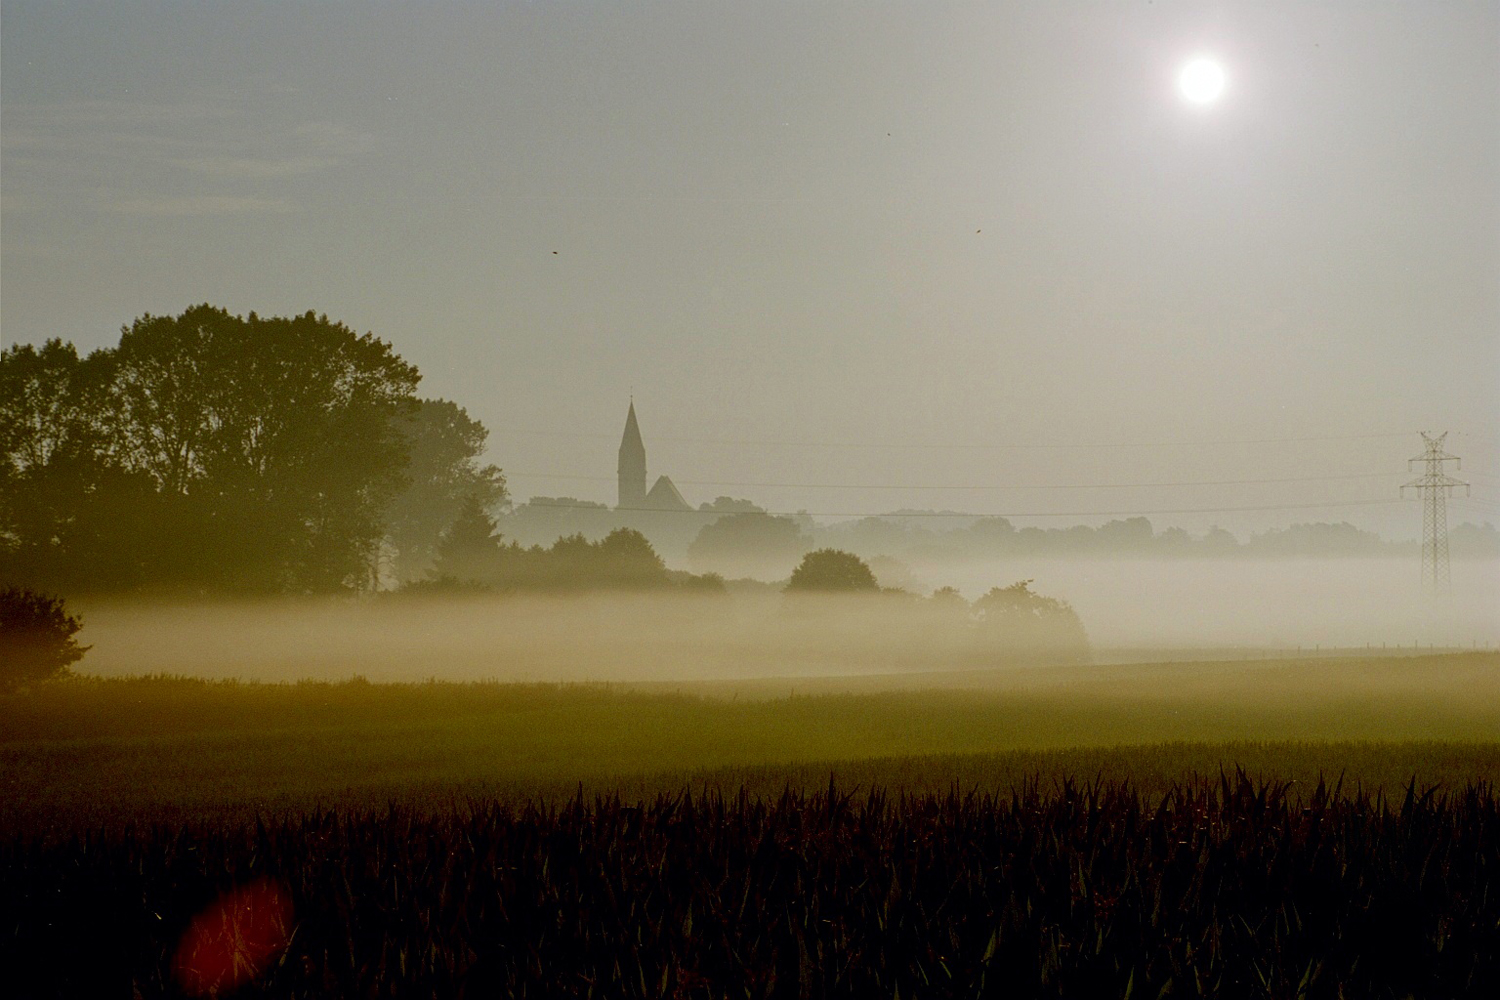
[70,557,1498,684]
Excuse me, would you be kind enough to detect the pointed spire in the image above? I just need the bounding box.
[618,400,646,509]
[621,400,643,453]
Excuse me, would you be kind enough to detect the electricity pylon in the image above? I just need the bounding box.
[1401,432,1468,595]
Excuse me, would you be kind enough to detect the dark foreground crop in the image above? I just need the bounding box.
[4,774,1497,998]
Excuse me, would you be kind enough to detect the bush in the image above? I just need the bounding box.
[972,579,1089,660]
[0,587,89,690]
[785,549,879,593]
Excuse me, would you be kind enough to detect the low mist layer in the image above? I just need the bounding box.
[71,557,1497,684]
[905,556,1497,651]
[75,590,1081,685]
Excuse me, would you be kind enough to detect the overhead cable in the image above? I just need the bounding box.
[584,498,1410,519]
[505,471,1404,491]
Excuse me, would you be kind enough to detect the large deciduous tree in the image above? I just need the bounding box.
[1,306,422,594]
[107,306,420,592]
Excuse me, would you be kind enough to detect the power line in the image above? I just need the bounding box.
[585,498,1409,519]
[506,470,1404,491]
[494,427,1421,452]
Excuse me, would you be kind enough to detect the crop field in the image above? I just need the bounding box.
[4,653,1498,996]
[4,652,1498,827]
[4,776,1498,998]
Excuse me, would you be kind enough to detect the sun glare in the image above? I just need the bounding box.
[1178,57,1227,105]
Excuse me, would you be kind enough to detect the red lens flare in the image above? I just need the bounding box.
[171,879,293,996]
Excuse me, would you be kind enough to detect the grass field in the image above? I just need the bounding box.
[5,652,1499,997]
[4,652,1496,828]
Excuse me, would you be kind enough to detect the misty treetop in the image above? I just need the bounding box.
[777,550,1090,662]
[1,305,500,595]
[423,501,720,593]
[689,512,811,581]
[385,400,508,584]
[971,580,1090,658]
[785,548,880,593]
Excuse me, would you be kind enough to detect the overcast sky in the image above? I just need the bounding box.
[3,1,1496,537]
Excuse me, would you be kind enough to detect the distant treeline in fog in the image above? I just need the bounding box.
[3,305,1493,598]
[503,502,1498,580]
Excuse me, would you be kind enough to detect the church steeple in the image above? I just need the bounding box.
[618,400,646,509]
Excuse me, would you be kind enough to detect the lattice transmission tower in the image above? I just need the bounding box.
[1401,432,1468,594]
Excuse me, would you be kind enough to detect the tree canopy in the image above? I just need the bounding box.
[688,512,811,581]
[1,306,424,594]
[972,579,1090,658]
[420,526,724,594]
[431,496,505,585]
[385,399,508,583]
[785,549,879,593]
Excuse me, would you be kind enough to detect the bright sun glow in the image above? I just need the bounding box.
[1178,58,1226,104]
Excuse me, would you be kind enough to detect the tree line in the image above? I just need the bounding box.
[412,499,725,594]
[1,305,502,595]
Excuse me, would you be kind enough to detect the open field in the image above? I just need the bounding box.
[4,652,1497,829]
[5,655,1498,996]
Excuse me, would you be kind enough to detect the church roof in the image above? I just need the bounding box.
[646,475,692,511]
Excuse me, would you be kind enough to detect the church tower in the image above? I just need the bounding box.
[618,401,647,509]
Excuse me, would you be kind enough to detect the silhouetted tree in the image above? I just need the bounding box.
[972,579,1089,660]
[593,528,671,589]
[696,496,765,515]
[1200,526,1239,555]
[109,306,419,591]
[0,587,89,691]
[420,527,718,594]
[2,307,421,594]
[928,586,970,614]
[384,399,507,582]
[489,529,673,592]
[688,512,811,581]
[1245,522,1386,557]
[676,570,727,593]
[785,549,879,593]
[431,496,503,585]
[0,340,159,592]
[1095,517,1155,552]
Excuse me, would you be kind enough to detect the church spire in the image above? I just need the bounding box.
[618,401,646,509]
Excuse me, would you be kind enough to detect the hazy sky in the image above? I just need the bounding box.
[3,1,1496,537]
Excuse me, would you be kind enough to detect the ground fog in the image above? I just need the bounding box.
[69,557,1497,684]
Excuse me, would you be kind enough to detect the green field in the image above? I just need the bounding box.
[5,652,1497,830]
[6,652,1499,997]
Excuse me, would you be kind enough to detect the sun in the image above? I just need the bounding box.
[1178,57,1227,105]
